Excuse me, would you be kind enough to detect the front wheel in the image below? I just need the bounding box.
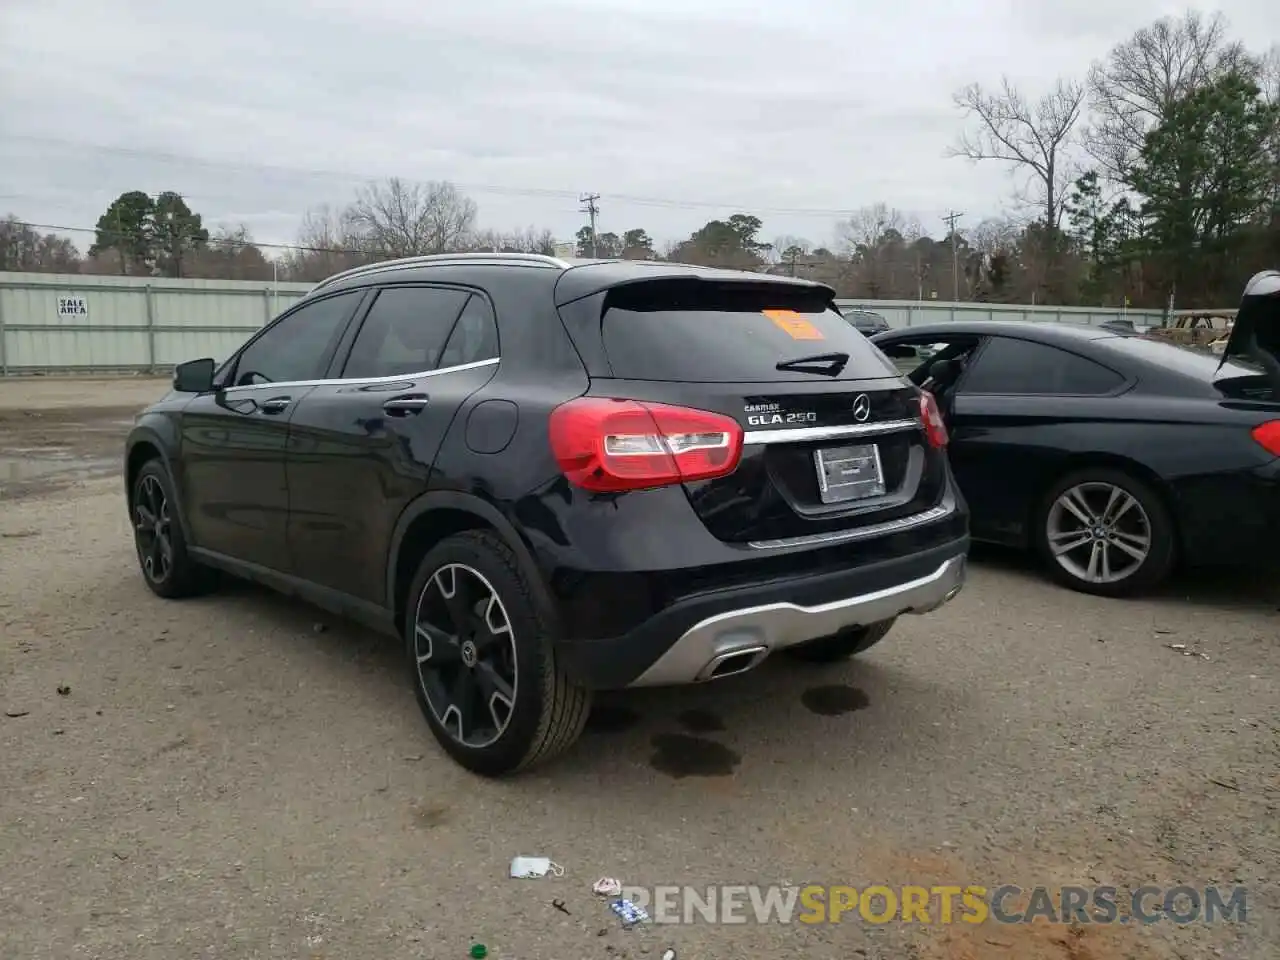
[405,530,591,777]
[130,460,215,599]
[784,618,896,663]
[1034,468,1175,598]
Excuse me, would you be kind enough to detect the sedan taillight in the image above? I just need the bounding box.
[1252,420,1280,456]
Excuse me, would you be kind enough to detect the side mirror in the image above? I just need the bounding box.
[173,357,216,393]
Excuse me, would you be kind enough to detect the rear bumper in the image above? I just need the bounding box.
[633,551,965,686]
[1172,460,1280,565]
[556,533,969,690]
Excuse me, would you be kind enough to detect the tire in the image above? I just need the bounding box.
[130,459,216,599]
[1034,467,1175,598]
[405,529,591,777]
[784,618,896,663]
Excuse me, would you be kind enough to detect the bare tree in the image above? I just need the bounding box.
[835,204,922,298]
[950,77,1085,231]
[968,217,1021,260]
[0,216,81,273]
[836,203,913,255]
[1086,11,1253,182]
[348,178,478,258]
[1262,44,1280,205]
[296,204,364,252]
[189,225,273,281]
[1263,43,1280,105]
[466,226,555,254]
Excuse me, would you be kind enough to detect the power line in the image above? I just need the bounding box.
[579,193,600,257]
[11,219,362,256]
[4,134,878,219]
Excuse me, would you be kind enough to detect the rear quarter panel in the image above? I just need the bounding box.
[948,393,1274,545]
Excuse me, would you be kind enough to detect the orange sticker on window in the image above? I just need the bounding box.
[762,309,825,341]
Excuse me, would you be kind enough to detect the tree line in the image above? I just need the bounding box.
[1,10,1276,309]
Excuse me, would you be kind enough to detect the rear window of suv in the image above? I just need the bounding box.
[598,280,900,382]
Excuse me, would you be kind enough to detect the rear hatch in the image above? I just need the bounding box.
[1218,269,1280,398]
[560,277,947,544]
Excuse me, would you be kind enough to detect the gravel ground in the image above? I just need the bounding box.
[1,378,1278,960]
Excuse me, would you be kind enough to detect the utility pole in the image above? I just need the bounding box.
[579,193,600,257]
[942,210,963,303]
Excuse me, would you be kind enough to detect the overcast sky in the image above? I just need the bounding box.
[1,0,1275,254]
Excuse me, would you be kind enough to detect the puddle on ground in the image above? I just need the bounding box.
[649,733,740,778]
[677,708,726,734]
[584,703,642,734]
[801,685,870,716]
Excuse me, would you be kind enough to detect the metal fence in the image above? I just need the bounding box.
[0,272,1167,376]
[836,298,1165,330]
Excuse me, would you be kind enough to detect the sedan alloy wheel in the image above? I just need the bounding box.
[1045,481,1152,585]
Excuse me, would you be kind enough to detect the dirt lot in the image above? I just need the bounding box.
[2,377,1278,960]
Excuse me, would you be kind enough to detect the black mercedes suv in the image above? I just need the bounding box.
[124,254,969,775]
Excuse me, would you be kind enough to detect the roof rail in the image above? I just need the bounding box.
[310,252,571,293]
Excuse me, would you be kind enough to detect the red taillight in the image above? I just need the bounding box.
[920,391,948,448]
[549,397,745,492]
[1253,420,1280,456]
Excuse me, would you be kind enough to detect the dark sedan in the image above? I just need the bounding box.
[871,317,1280,596]
[840,308,891,337]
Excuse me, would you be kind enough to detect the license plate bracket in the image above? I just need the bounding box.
[814,443,886,504]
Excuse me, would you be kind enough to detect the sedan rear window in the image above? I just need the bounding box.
[599,280,900,382]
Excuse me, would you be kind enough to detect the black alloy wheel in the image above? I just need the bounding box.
[130,459,214,599]
[134,473,174,586]
[404,530,591,776]
[413,562,518,749]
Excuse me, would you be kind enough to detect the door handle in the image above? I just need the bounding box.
[259,396,292,415]
[383,395,429,416]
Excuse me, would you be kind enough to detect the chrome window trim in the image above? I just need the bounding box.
[220,356,500,395]
[747,500,953,550]
[743,419,921,445]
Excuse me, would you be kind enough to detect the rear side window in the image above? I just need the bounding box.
[342,286,469,379]
[961,336,1125,396]
[437,295,499,368]
[598,280,899,382]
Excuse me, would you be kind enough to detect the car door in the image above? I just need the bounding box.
[873,335,975,392]
[947,335,1128,543]
[284,285,501,605]
[177,289,366,572]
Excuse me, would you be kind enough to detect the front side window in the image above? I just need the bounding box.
[878,340,963,378]
[232,291,361,386]
[342,286,470,379]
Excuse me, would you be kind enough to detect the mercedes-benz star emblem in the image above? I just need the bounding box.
[852,394,872,422]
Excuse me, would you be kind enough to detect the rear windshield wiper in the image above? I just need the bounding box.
[775,351,850,377]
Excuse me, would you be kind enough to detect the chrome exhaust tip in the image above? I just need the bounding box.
[698,645,768,681]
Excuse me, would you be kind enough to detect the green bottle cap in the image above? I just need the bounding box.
[469,945,487,959]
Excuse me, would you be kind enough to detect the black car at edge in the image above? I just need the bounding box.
[871,271,1280,598]
[124,254,969,775]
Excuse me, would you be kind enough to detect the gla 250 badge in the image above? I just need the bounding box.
[744,401,818,427]
[743,395,873,427]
